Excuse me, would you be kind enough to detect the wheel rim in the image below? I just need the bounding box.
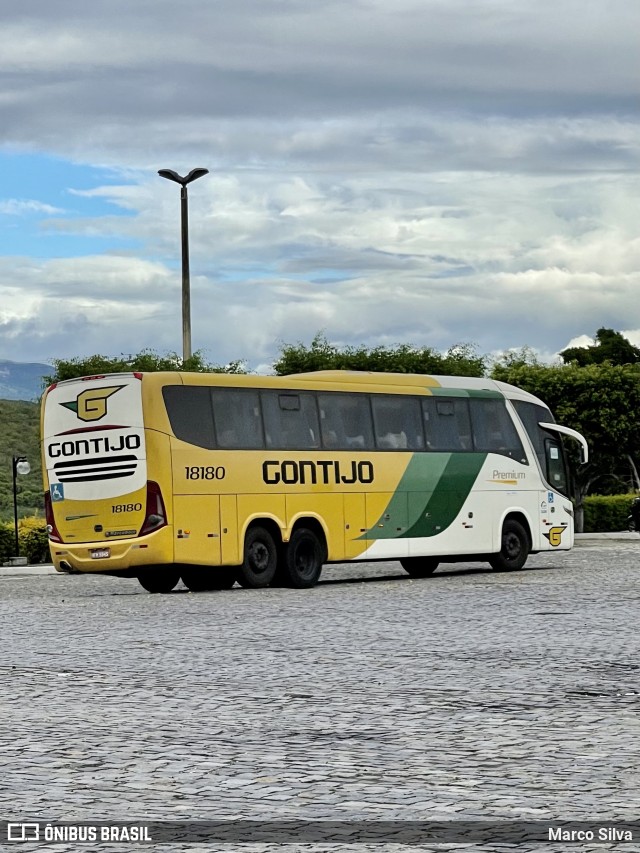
[294,539,317,579]
[504,531,522,561]
[249,541,271,575]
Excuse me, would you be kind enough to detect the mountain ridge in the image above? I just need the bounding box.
[0,359,52,402]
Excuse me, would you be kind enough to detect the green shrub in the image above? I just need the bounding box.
[0,517,51,564]
[20,523,51,564]
[583,494,636,533]
[0,524,14,563]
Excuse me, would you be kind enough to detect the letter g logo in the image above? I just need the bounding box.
[61,386,124,422]
[544,526,565,547]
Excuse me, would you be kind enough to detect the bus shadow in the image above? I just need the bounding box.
[93,562,562,596]
[316,562,560,587]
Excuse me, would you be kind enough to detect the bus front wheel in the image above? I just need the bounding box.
[236,526,278,588]
[282,528,324,588]
[137,566,181,594]
[489,520,530,572]
[400,557,439,578]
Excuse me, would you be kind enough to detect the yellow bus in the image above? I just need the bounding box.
[41,370,588,593]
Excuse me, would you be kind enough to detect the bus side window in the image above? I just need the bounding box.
[422,397,471,451]
[261,391,320,449]
[318,393,374,450]
[470,398,527,463]
[545,438,568,493]
[162,386,216,448]
[371,395,424,450]
[211,389,264,448]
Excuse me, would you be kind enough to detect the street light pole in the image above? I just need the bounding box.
[158,167,209,363]
[12,456,30,557]
[179,184,191,363]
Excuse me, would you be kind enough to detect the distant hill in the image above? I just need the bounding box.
[0,359,51,401]
[0,399,43,521]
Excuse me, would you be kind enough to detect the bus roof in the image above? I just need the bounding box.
[46,369,550,408]
[286,370,548,405]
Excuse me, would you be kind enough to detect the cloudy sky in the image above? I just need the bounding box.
[0,0,638,372]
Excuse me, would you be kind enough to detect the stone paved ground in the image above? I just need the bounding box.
[1,543,639,852]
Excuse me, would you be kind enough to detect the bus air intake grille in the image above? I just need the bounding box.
[52,454,138,482]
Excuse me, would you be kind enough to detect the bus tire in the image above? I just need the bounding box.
[282,528,324,588]
[400,557,439,578]
[137,566,181,593]
[489,519,530,571]
[181,567,236,592]
[236,526,278,588]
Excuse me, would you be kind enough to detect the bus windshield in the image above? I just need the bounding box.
[511,400,569,496]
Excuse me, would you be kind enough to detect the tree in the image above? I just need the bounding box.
[43,349,247,385]
[560,328,640,367]
[273,333,487,377]
[491,346,543,371]
[491,360,640,530]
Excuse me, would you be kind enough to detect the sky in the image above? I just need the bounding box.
[0,0,638,373]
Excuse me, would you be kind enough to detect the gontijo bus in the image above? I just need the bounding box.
[41,370,588,593]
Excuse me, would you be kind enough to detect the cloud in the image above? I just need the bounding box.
[0,0,638,370]
[0,0,638,157]
[0,199,64,216]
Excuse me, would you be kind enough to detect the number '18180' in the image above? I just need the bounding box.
[185,466,226,480]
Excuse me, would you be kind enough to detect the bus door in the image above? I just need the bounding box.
[537,434,572,549]
[173,494,221,565]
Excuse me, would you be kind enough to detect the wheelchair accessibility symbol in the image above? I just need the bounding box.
[50,483,65,502]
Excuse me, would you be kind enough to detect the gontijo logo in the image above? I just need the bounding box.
[60,386,124,422]
[543,526,566,547]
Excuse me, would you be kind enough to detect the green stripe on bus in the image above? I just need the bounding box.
[428,387,503,399]
[364,452,488,540]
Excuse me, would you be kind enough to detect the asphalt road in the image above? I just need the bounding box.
[1,542,639,852]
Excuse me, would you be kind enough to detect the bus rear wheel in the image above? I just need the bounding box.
[236,526,277,588]
[137,566,181,593]
[400,557,439,578]
[282,528,324,588]
[489,519,530,571]
[181,567,236,591]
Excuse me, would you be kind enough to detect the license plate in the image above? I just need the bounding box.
[90,548,110,559]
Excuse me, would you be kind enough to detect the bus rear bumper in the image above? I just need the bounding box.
[49,526,174,574]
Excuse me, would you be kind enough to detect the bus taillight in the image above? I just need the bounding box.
[139,481,167,537]
[44,491,62,543]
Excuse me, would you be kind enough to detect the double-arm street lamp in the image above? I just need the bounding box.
[158,167,209,363]
[12,455,30,558]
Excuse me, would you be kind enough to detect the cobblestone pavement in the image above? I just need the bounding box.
[1,544,640,852]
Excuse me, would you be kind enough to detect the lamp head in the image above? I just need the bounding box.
[15,457,30,476]
[158,168,209,186]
